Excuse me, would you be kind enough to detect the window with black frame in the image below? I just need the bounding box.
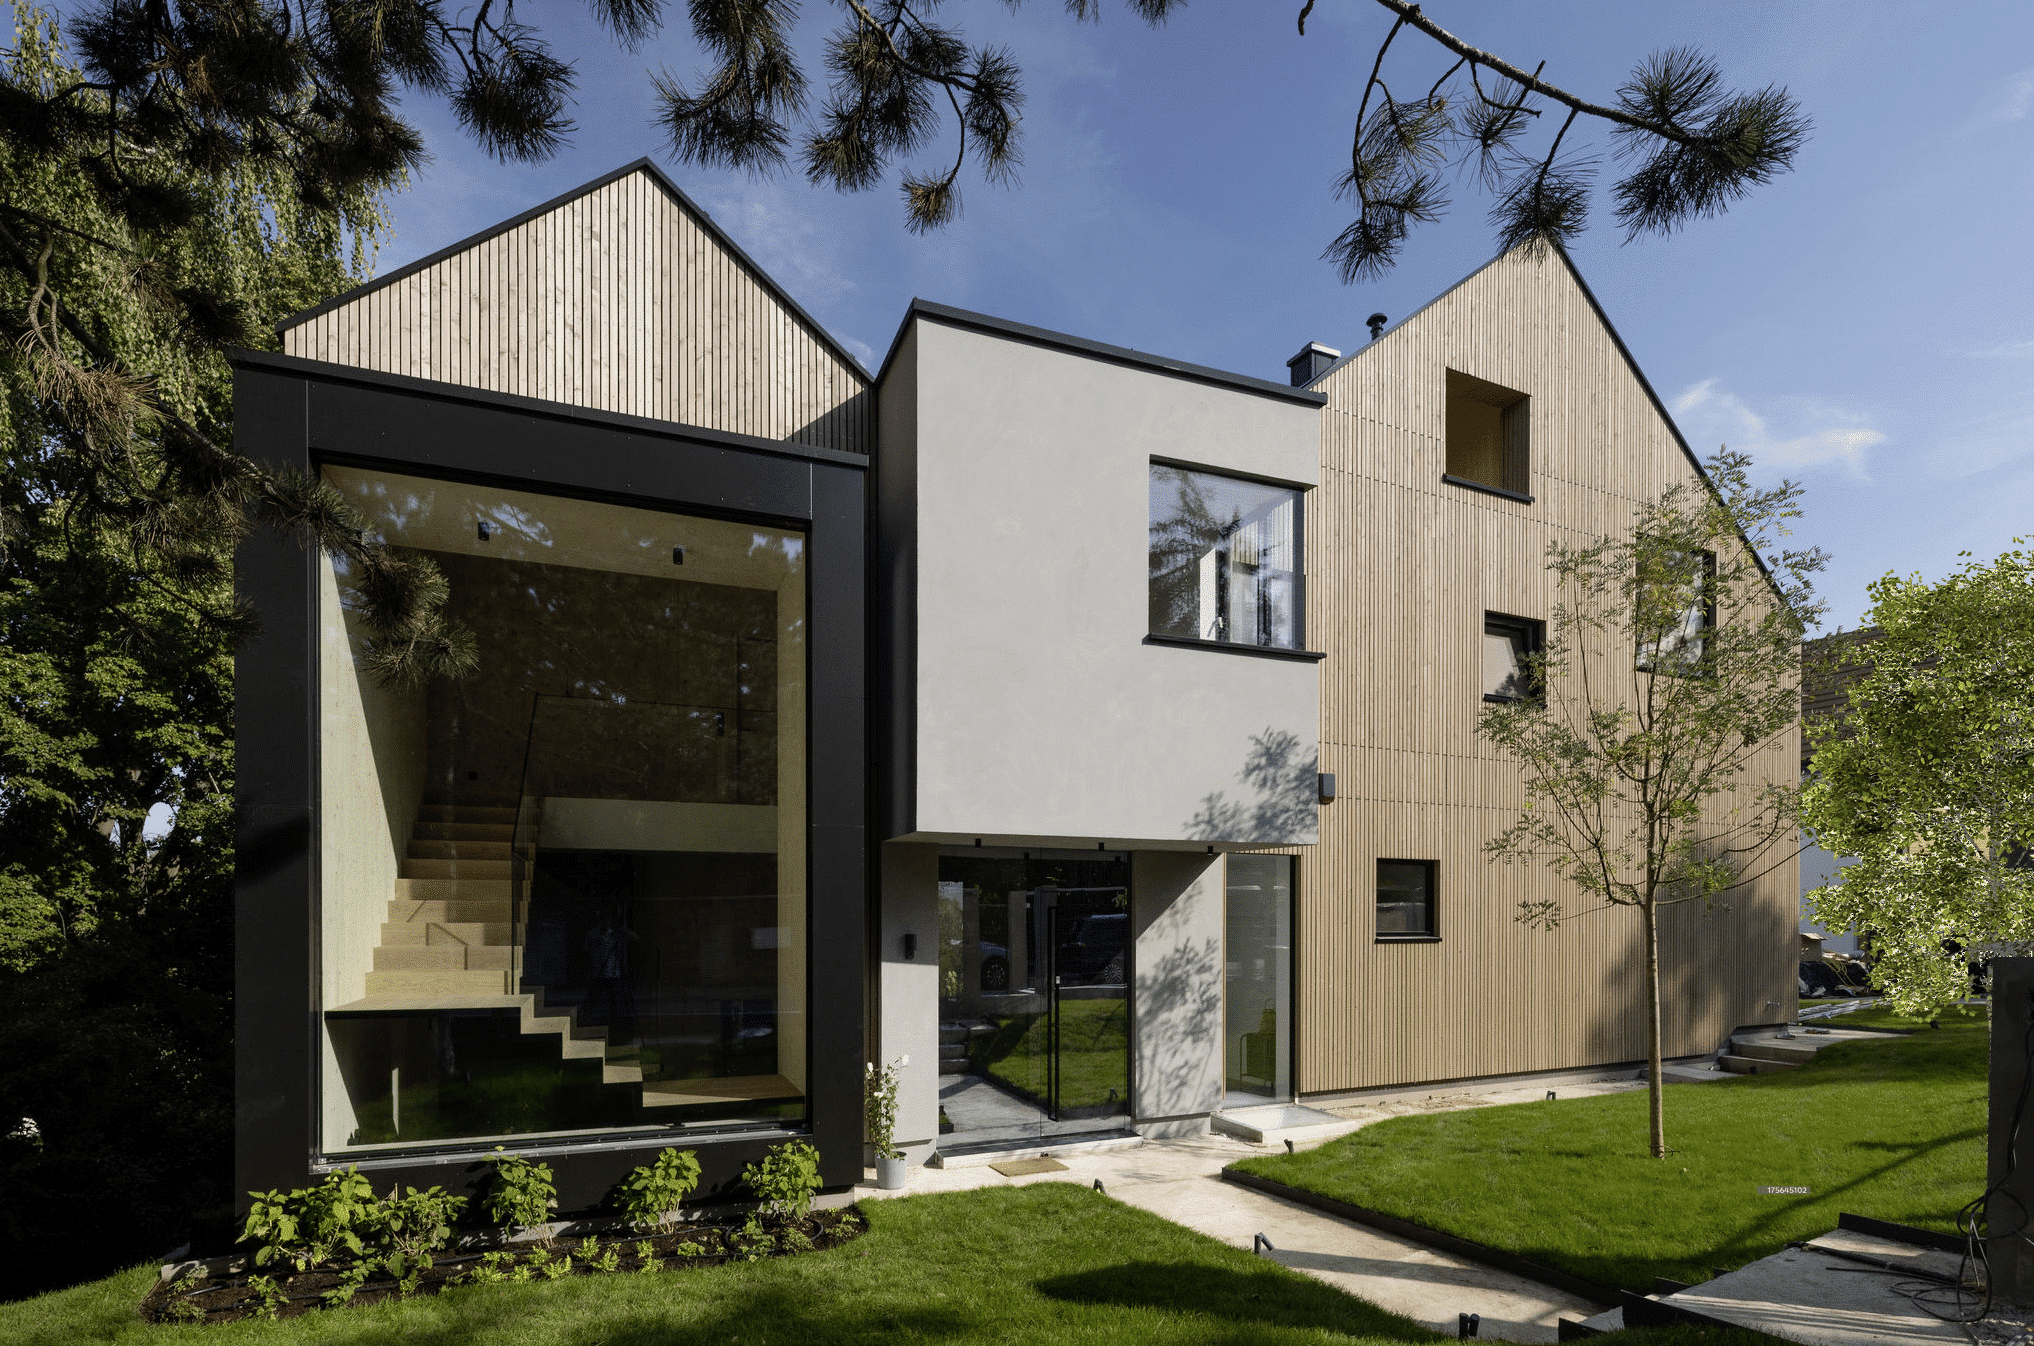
[1376,859,1436,940]
[1483,613,1545,703]
[1148,464,1302,650]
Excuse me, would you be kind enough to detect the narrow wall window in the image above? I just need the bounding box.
[1635,547,1716,675]
[317,467,808,1152]
[1444,371,1529,496]
[1483,613,1545,703]
[1148,464,1302,649]
[1224,854,1293,1104]
[1376,859,1436,940]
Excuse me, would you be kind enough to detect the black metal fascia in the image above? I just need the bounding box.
[874,299,1330,408]
[271,159,873,382]
[231,358,870,1207]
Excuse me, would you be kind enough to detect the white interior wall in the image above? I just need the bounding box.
[317,557,427,1148]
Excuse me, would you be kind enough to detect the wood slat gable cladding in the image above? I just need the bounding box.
[281,168,870,453]
[1293,247,1800,1096]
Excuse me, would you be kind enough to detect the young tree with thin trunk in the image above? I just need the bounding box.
[1478,449,1824,1159]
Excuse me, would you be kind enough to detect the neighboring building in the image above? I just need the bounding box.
[232,161,1799,1208]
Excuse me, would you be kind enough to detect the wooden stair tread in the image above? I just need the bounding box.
[640,1074,802,1109]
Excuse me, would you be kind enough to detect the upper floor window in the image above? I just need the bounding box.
[1635,546,1716,675]
[1148,463,1302,650]
[1445,370,1529,497]
[1483,613,1545,703]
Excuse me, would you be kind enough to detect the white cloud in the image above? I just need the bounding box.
[1983,67,2034,125]
[1961,339,2034,360]
[1669,379,1884,476]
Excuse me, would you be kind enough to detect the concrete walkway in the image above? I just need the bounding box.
[861,1076,1669,1342]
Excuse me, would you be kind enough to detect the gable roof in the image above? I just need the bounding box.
[278,159,870,454]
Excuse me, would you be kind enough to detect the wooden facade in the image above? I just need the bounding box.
[280,162,870,454]
[1292,246,1800,1096]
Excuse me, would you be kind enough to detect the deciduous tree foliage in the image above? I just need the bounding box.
[1479,450,1824,1159]
[1801,547,2034,1019]
[0,9,401,1297]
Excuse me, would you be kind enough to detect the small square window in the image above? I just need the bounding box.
[1376,859,1436,940]
[1483,613,1545,703]
[1635,547,1716,675]
[1149,463,1303,649]
[1445,371,1528,496]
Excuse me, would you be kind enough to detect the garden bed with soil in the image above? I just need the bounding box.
[139,1207,866,1325]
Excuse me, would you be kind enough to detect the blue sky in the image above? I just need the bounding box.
[59,0,2034,630]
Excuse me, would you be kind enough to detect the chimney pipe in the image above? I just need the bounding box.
[1285,342,1342,387]
[1366,313,1389,342]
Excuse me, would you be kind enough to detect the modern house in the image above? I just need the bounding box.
[232,160,1799,1210]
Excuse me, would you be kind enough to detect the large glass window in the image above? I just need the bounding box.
[1635,547,1716,675]
[1224,855,1292,1103]
[1483,613,1544,703]
[1149,464,1301,649]
[317,468,807,1152]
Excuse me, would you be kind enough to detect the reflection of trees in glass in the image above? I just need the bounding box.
[937,882,964,1000]
[1149,467,1225,640]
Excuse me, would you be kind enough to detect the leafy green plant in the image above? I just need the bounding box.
[319,1261,373,1309]
[482,1148,557,1231]
[612,1147,702,1231]
[865,1056,906,1161]
[535,1249,573,1280]
[579,1234,620,1273]
[242,1167,379,1271]
[245,1273,289,1320]
[374,1184,466,1292]
[742,1140,823,1223]
[463,1252,511,1286]
[633,1239,660,1272]
[670,1239,705,1257]
[163,1274,207,1324]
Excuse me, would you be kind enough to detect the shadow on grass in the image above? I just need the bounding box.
[1035,1261,1437,1341]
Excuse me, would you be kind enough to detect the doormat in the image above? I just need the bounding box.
[990,1157,1069,1177]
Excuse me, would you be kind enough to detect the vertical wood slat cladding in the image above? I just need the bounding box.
[1295,248,1799,1097]
[283,170,870,454]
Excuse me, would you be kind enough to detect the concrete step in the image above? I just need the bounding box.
[407,840,515,861]
[412,822,516,843]
[387,898,513,924]
[939,1041,969,1060]
[420,792,520,810]
[939,1024,971,1045]
[402,859,513,881]
[372,945,515,973]
[366,968,511,998]
[415,804,519,826]
[1734,1039,1816,1065]
[1718,1053,1796,1075]
[378,920,515,947]
[394,878,512,902]
[938,1059,970,1076]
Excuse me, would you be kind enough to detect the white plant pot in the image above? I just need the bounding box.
[876,1154,909,1190]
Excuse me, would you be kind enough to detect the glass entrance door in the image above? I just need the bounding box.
[937,852,1130,1148]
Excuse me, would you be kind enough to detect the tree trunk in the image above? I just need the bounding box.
[1642,899,1666,1158]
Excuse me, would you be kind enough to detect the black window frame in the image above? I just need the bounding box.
[1375,858,1439,942]
[1482,612,1546,705]
[230,348,868,1214]
[1145,457,1312,655]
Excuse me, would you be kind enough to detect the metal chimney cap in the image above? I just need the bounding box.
[1366,313,1389,340]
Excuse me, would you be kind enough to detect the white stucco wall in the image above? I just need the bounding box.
[1800,833,1860,954]
[1131,851,1224,1136]
[878,843,941,1162]
[895,319,1324,849]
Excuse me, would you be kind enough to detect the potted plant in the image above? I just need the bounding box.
[865,1055,908,1189]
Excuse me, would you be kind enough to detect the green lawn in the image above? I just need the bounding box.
[0,1183,1794,1346]
[1820,1004,1985,1033]
[1235,1019,1988,1295]
[5,1185,1438,1346]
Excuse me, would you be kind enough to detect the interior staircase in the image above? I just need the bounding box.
[332,793,644,1086]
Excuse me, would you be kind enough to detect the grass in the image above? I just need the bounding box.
[1819,1004,1986,1033]
[4,1185,1439,1346]
[1236,1019,1988,1295]
[0,1184,1793,1346]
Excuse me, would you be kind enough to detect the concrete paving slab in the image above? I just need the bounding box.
[866,1115,1611,1341]
[1663,1231,1974,1346]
